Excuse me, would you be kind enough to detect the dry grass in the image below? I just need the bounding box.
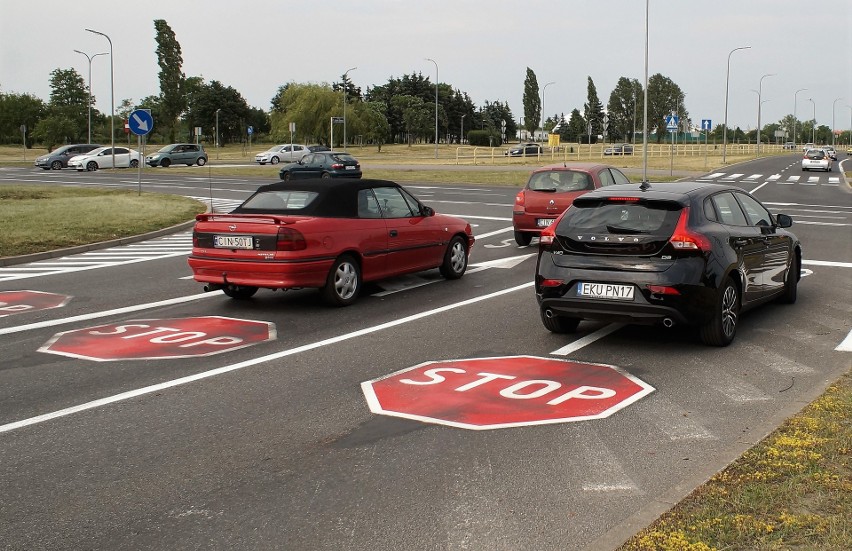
[620,371,852,551]
[0,186,206,257]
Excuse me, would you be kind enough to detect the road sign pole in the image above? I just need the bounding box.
[137,134,142,196]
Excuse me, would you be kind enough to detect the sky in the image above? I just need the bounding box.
[2,0,851,134]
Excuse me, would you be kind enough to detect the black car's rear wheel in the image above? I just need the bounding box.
[321,255,361,306]
[514,231,533,246]
[223,285,258,300]
[540,307,580,334]
[439,235,468,279]
[699,276,739,346]
[779,253,799,304]
[281,171,291,181]
[321,172,331,179]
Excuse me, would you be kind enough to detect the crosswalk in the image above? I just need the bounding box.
[186,195,244,213]
[699,172,842,186]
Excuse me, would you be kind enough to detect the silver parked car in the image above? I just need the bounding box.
[255,144,309,165]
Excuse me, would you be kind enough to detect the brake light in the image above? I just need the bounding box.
[646,285,680,295]
[539,222,556,245]
[276,227,307,251]
[669,208,711,251]
[540,278,563,287]
[608,196,640,202]
[514,191,525,214]
[331,163,344,170]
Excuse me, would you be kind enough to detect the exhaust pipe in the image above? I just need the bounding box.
[662,317,674,328]
[544,309,556,319]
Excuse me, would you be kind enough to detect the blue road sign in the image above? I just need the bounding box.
[701,119,712,131]
[665,114,679,131]
[247,126,254,135]
[128,109,153,136]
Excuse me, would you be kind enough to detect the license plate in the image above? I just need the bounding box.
[213,235,254,249]
[577,282,635,301]
[345,166,356,170]
[536,218,554,227]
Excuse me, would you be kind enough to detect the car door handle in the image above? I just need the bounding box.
[389,230,398,237]
[734,238,749,247]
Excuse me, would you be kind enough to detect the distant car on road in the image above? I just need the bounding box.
[146,143,207,167]
[802,142,815,152]
[506,143,543,157]
[603,143,634,156]
[34,144,101,170]
[67,147,141,171]
[255,144,309,165]
[801,148,832,172]
[512,163,630,246]
[782,141,795,150]
[188,178,474,306]
[278,151,362,180]
[822,146,837,160]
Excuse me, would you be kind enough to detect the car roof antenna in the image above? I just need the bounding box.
[639,180,651,191]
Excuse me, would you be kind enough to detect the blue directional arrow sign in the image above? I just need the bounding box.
[665,114,679,131]
[128,109,153,136]
[701,119,712,131]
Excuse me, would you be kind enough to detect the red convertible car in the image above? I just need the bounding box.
[512,163,631,245]
[188,179,475,306]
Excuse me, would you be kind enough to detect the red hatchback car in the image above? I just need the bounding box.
[512,163,631,245]
[188,179,475,306]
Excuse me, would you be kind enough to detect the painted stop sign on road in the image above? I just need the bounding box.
[0,290,71,317]
[39,316,276,362]
[362,356,654,430]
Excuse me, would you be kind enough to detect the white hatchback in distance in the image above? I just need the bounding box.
[255,144,309,165]
[801,148,832,172]
[68,147,142,171]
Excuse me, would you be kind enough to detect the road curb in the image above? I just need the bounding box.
[0,219,197,267]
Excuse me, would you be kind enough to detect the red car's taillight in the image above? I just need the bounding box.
[669,208,710,251]
[192,230,199,247]
[276,227,307,251]
[513,191,526,215]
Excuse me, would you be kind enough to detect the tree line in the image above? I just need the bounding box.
[0,20,841,150]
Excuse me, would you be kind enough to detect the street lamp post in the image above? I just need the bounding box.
[342,66,357,151]
[85,29,114,169]
[215,108,221,160]
[460,114,466,145]
[722,46,751,163]
[425,58,439,158]
[832,97,843,147]
[808,98,816,144]
[73,49,108,144]
[541,81,555,142]
[755,73,774,154]
[793,88,807,149]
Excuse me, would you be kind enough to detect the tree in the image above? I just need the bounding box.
[777,114,801,143]
[559,109,586,143]
[30,68,90,148]
[391,95,432,146]
[607,77,643,142]
[184,79,253,144]
[646,73,687,143]
[350,101,390,151]
[154,19,186,142]
[269,82,341,146]
[522,68,541,135]
[584,77,605,141]
[0,91,47,146]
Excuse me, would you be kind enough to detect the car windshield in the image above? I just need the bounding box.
[85,147,108,156]
[528,170,592,192]
[237,190,319,212]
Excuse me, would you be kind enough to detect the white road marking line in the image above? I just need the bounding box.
[577,436,641,494]
[795,221,852,227]
[703,173,725,180]
[767,174,781,181]
[475,227,513,239]
[750,182,768,194]
[786,176,800,182]
[741,344,815,374]
[550,324,624,356]
[803,259,852,268]
[721,173,744,181]
[640,395,715,441]
[712,380,770,402]
[0,291,223,337]
[744,174,762,180]
[0,282,535,434]
[836,330,852,352]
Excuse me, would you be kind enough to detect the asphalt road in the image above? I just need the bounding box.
[0,155,850,550]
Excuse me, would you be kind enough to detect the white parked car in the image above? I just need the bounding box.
[255,144,309,165]
[68,146,141,171]
[822,146,837,160]
[801,148,832,172]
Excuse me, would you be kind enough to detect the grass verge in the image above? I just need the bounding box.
[0,185,206,257]
[620,370,851,550]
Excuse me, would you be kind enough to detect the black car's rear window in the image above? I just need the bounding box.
[331,154,357,163]
[558,199,682,235]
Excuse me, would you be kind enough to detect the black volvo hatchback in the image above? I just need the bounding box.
[535,182,801,346]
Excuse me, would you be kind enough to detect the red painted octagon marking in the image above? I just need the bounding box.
[361,355,655,430]
[0,290,71,318]
[39,316,276,362]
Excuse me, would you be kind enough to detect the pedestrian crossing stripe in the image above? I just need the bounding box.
[744,174,761,180]
[767,174,781,181]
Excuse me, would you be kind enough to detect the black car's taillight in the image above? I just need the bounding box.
[668,208,711,252]
[276,227,307,251]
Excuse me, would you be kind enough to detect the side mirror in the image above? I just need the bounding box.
[421,206,435,217]
[775,213,793,228]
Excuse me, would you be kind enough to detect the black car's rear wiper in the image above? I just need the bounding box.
[606,225,649,234]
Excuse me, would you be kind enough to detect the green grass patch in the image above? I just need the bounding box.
[620,371,852,550]
[0,185,206,257]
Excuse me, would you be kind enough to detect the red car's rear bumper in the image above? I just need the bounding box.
[188,255,332,289]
